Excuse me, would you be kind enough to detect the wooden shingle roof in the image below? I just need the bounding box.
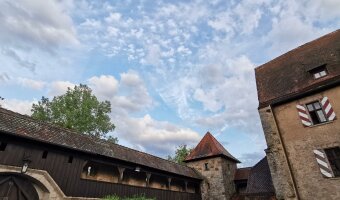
[246,157,275,194]
[184,132,240,163]
[0,107,202,179]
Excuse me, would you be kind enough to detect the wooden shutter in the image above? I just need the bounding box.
[321,97,336,121]
[313,149,334,178]
[296,104,312,126]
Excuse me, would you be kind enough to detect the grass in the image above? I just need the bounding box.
[102,194,155,200]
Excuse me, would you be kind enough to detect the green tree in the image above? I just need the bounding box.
[167,145,192,164]
[31,84,117,141]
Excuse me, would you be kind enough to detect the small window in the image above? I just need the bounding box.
[310,65,328,79]
[204,163,209,171]
[306,101,327,125]
[0,142,7,151]
[42,151,48,159]
[68,156,73,163]
[325,147,340,177]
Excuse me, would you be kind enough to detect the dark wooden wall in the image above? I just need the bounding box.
[0,134,201,200]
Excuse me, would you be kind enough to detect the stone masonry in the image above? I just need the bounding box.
[186,157,237,200]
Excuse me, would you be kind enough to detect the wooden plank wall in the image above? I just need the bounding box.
[0,135,201,200]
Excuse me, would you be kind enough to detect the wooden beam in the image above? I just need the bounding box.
[146,173,151,187]
[167,177,172,190]
[118,167,125,183]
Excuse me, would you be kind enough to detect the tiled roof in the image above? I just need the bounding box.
[256,29,340,108]
[245,157,275,194]
[184,132,240,163]
[234,167,251,181]
[0,107,202,180]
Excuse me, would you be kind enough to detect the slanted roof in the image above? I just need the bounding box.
[0,107,202,180]
[246,157,275,194]
[234,167,251,181]
[256,29,340,108]
[184,132,240,163]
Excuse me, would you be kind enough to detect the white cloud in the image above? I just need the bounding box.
[48,81,75,97]
[105,12,122,23]
[114,114,201,156]
[1,99,35,115]
[0,0,79,52]
[88,75,119,100]
[18,78,46,90]
[0,73,10,83]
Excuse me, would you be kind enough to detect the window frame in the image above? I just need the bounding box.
[324,147,340,177]
[309,65,328,79]
[305,101,328,125]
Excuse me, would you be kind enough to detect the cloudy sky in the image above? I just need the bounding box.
[0,0,339,166]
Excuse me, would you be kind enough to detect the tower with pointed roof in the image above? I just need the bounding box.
[184,132,240,200]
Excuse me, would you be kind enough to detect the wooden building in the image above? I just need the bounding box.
[0,108,202,200]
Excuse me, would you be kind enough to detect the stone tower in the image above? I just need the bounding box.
[184,132,240,200]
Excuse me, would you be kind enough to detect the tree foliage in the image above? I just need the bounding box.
[167,145,192,164]
[31,84,116,141]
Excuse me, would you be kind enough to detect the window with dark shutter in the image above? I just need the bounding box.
[325,147,340,177]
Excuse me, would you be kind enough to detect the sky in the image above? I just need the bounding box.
[0,0,339,167]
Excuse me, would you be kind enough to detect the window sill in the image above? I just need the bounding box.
[308,120,335,128]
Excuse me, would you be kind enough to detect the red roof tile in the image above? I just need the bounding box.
[184,132,240,163]
[256,29,340,108]
[234,167,251,181]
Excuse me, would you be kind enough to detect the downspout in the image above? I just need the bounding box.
[269,105,300,200]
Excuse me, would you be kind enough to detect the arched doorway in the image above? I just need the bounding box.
[0,174,39,200]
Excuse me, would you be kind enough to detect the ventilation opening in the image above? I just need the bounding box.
[0,142,7,151]
[42,151,48,159]
[68,156,73,163]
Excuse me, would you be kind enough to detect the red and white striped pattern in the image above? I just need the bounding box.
[313,149,334,178]
[296,104,312,126]
[321,97,336,121]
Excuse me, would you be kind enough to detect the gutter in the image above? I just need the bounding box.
[269,105,300,200]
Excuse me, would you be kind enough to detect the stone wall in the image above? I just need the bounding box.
[186,157,236,200]
[258,106,297,200]
[272,86,340,200]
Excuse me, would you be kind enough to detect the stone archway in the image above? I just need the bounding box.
[0,174,39,200]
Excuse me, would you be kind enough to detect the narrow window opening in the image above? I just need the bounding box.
[306,101,327,125]
[325,147,340,177]
[0,142,7,151]
[68,156,73,163]
[204,163,209,171]
[310,65,328,79]
[42,151,48,159]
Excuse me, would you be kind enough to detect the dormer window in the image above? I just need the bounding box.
[310,65,327,79]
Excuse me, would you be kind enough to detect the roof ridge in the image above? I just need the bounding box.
[0,107,195,171]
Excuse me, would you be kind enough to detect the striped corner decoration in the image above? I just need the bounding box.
[321,97,336,121]
[313,149,334,178]
[296,104,312,126]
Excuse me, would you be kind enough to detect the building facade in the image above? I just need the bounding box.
[0,107,276,200]
[256,30,340,200]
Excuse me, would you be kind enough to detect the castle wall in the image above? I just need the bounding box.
[186,157,236,200]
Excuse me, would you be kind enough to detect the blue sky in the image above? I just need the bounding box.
[0,0,339,166]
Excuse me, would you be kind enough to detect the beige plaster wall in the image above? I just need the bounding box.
[271,86,340,200]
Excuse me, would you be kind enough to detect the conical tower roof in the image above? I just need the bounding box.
[184,132,240,163]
